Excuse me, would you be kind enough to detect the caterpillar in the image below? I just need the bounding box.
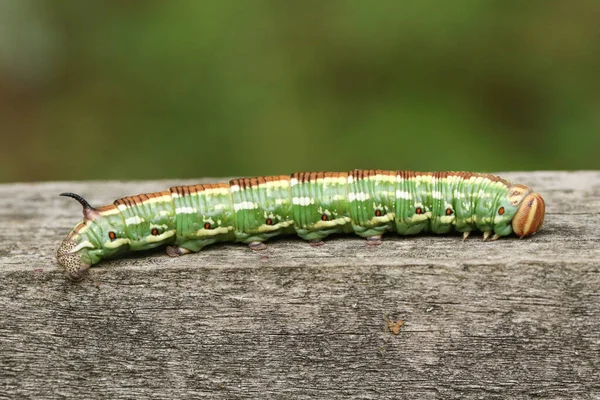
[57,170,545,280]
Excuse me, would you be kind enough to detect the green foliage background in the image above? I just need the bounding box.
[1,1,599,182]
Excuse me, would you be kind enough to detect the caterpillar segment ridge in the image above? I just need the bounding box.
[57,170,545,280]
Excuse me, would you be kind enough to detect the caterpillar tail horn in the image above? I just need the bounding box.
[60,192,99,220]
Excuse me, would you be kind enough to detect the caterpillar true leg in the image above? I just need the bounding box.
[308,239,325,247]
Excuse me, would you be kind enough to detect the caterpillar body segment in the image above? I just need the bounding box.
[57,170,545,280]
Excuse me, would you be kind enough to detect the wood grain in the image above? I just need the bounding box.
[1,171,599,399]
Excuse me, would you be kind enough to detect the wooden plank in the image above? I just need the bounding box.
[0,171,599,399]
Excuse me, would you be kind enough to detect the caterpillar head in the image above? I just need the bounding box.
[508,185,546,238]
[57,193,128,280]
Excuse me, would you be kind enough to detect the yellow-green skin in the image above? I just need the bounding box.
[57,170,538,279]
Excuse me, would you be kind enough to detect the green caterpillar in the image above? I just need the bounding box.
[57,170,545,280]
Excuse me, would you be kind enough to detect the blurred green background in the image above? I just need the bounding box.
[1,1,599,183]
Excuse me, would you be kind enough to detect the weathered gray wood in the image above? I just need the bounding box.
[0,171,599,399]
